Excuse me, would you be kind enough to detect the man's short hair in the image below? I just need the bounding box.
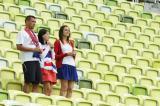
[25,15,36,23]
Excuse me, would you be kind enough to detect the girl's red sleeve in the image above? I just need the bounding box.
[54,40,67,60]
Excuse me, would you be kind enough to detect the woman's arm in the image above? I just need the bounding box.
[54,40,68,60]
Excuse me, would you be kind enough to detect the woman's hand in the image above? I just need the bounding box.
[47,41,53,48]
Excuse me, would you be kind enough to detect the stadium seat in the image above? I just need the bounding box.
[72,89,84,99]
[86,18,99,26]
[14,92,32,103]
[108,14,120,23]
[120,2,132,9]
[152,60,160,69]
[78,24,92,32]
[104,72,119,82]
[77,40,92,49]
[132,85,148,96]
[64,7,77,16]
[0,11,11,21]
[141,50,155,59]
[30,93,54,105]
[141,12,152,19]
[70,15,83,25]
[133,3,144,12]
[40,10,53,23]
[79,9,91,18]
[86,3,98,12]
[93,26,106,36]
[112,64,127,75]
[0,89,8,102]
[62,20,76,31]
[3,21,17,31]
[8,5,21,17]
[113,82,130,95]
[4,49,20,62]
[47,3,61,12]
[0,58,9,69]
[82,89,103,102]
[93,11,106,21]
[132,41,145,50]
[102,36,115,46]
[74,98,93,106]
[124,31,137,40]
[118,38,131,47]
[101,20,113,28]
[33,1,46,11]
[57,0,70,8]
[139,76,154,87]
[129,25,142,33]
[128,66,143,77]
[116,23,128,31]
[103,53,117,63]
[3,0,17,5]
[110,45,124,55]
[72,1,84,10]
[128,10,139,18]
[113,8,125,15]
[94,43,108,53]
[126,47,139,58]
[149,20,160,29]
[122,74,137,85]
[86,70,102,81]
[145,68,159,78]
[105,0,118,6]
[95,80,112,93]
[18,0,30,6]
[153,35,160,45]
[78,79,93,89]
[136,18,148,27]
[0,68,16,80]
[138,33,151,44]
[77,59,94,69]
[99,5,111,14]
[22,7,37,16]
[105,92,121,106]
[143,27,156,35]
[119,56,133,65]
[3,80,22,91]
[95,62,110,74]
[108,28,122,38]
[123,94,140,106]
[86,51,101,61]
[154,15,160,22]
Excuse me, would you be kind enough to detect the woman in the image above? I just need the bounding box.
[38,29,57,96]
[54,25,78,98]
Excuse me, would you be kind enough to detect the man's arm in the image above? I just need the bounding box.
[17,44,41,52]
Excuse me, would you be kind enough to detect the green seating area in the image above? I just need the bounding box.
[0,0,160,106]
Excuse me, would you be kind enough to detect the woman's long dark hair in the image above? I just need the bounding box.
[59,25,70,42]
[38,28,48,45]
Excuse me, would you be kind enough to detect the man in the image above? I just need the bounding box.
[16,15,42,93]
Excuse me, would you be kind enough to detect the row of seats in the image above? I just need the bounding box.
[0,86,160,106]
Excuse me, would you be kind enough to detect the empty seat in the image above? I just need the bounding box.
[113,82,130,95]
[95,80,112,93]
[104,72,119,82]
[33,1,46,11]
[0,68,16,80]
[78,79,93,89]
[94,43,108,53]
[112,64,127,75]
[132,85,148,96]
[95,62,110,74]
[141,12,152,19]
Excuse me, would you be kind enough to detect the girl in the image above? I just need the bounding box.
[38,29,57,96]
[54,25,78,98]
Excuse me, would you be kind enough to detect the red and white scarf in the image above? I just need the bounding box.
[25,27,39,47]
